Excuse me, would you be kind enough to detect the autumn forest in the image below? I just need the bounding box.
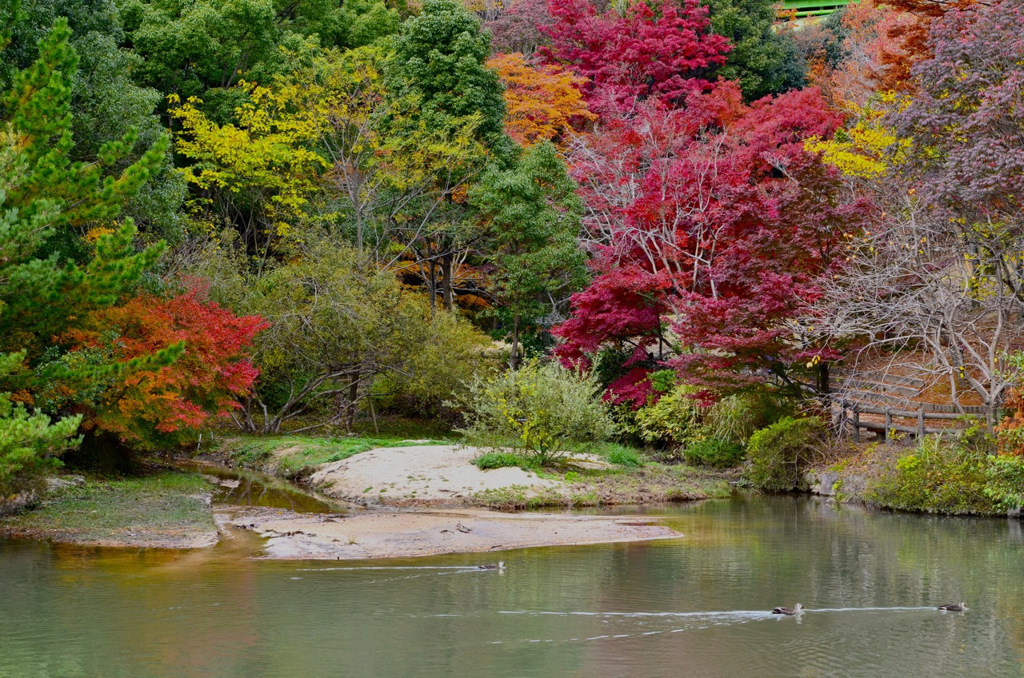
[2,0,1024,517]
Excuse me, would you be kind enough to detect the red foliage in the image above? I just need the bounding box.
[65,291,268,448]
[537,0,731,112]
[555,84,868,403]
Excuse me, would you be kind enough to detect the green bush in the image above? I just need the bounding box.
[455,360,616,466]
[634,384,702,447]
[684,437,745,468]
[985,455,1024,511]
[703,391,792,446]
[746,416,825,491]
[866,431,1017,515]
[607,446,644,467]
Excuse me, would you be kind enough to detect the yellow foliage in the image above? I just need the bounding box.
[804,93,911,179]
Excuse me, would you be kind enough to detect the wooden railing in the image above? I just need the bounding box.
[835,400,985,443]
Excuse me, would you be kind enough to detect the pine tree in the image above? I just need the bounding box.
[0,19,173,487]
[471,142,587,368]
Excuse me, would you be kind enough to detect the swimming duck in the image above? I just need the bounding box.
[938,601,966,612]
[772,603,804,615]
[478,561,506,571]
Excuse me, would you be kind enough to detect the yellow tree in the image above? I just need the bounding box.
[487,52,594,148]
[170,82,329,263]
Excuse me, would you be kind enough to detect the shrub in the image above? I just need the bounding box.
[456,360,616,466]
[634,384,703,447]
[985,455,1024,511]
[703,391,791,446]
[867,434,997,515]
[684,437,745,468]
[746,416,825,491]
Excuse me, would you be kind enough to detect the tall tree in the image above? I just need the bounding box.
[121,0,400,122]
[0,0,186,242]
[388,0,510,158]
[471,142,587,368]
[488,52,594,148]
[0,20,171,479]
[555,84,866,403]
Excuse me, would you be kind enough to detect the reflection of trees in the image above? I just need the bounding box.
[3,498,1023,675]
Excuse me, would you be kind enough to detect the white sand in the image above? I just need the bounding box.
[220,506,682,559]
[307,445,562,505]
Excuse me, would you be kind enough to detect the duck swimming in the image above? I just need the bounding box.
[478,561,506,571]
[938,601,966,611]
[772,603,804,615]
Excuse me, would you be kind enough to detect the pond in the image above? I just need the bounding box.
[2,495,1023,677]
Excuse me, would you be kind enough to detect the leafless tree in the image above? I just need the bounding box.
[812,190,1024,426]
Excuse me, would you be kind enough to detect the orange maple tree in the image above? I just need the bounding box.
[62,291,268,449]
[877,0,975,91]
[487,52,595,148]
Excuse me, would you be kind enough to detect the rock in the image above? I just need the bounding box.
[46,475,85,492]
[0,491,39,516]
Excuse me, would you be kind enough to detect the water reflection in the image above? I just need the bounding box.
[2,495,1023,677]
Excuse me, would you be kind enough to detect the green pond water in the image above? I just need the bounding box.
[2,495,1024,677]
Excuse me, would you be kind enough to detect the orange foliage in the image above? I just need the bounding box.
[487,52,595,148]
[64,291,268,448]
[997,387,1024,456]
[877,0,975,91]
[807,0,916,106]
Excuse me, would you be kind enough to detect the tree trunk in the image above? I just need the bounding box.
[346,372,360,430]
[441,253,454,311]
[428,259,437,318]
[510,314,520,370]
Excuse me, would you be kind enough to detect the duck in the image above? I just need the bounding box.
[938,601,966,612]
[772,603,804,615]
[478,561,506,571]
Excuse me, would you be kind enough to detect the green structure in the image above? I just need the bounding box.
[783,0,852,17]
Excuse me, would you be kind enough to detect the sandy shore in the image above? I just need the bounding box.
[307,445,565,505]
[220,506,682,559]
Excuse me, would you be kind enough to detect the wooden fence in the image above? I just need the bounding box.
[835,400,988,443]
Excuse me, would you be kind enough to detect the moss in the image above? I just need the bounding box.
[1,471,215,547]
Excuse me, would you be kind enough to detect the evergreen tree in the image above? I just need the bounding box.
[0,20,175,482]
[471,142,587,368]
[389,0,512,162]
[705,0,806,101]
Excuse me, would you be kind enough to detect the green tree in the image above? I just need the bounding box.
[121,0,400,122]
[705,0,806,101]
[471,142,586,368]
[0,20,175,481]
[0,0,186,242]
[197,234,489,432]
[388,0,511,161]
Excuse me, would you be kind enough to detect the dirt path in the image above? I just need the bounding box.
[220,506,682,559]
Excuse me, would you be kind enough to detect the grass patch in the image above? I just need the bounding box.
[1,471,215,546]
[470,462,732,510]
[473,452,539,471]
[219,434,450,477]
[606,446,644,468]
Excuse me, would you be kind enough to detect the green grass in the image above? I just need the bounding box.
[219,433,451,477]
[471,462,733,510]
[2,471,215,546]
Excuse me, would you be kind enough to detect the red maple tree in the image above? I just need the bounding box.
[537,0,731,112]
[555,83,869,404]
